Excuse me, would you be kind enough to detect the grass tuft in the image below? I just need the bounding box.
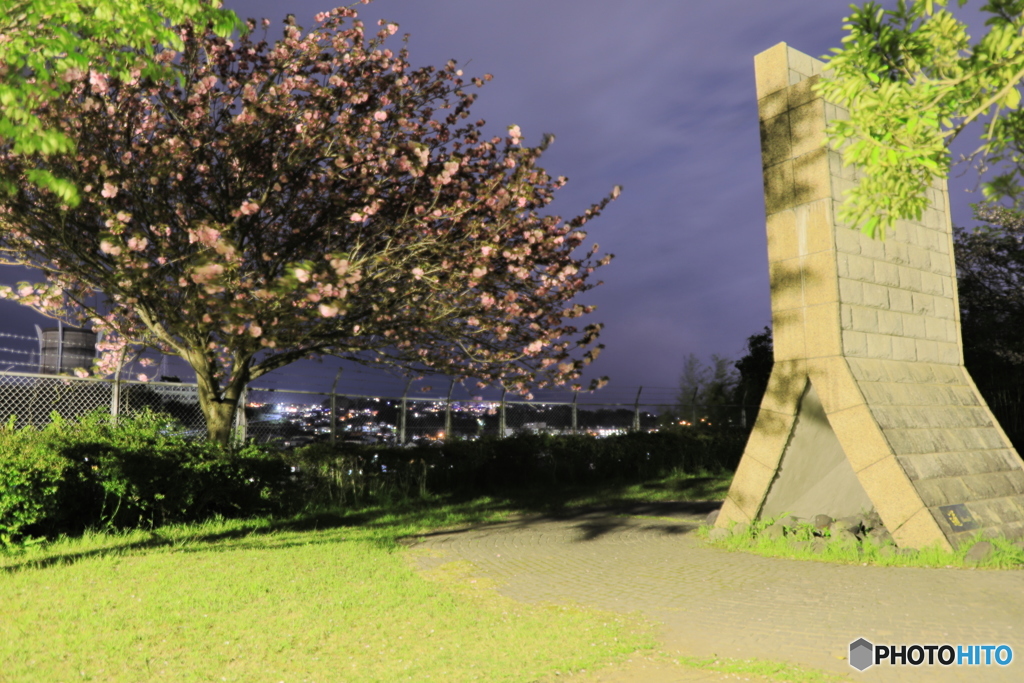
[677,655,849,682]
[699,516,1024,569]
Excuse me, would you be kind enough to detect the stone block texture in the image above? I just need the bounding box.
[718,43,1024,550]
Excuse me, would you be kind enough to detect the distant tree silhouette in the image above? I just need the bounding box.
[732,326,773,428]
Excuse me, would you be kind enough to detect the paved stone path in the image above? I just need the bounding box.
[407,502,1024,682]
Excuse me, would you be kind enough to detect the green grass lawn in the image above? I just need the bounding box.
[0,470,850,683]
[1,499,658,683]
[7,463,1016,683]
[0,469,733,683]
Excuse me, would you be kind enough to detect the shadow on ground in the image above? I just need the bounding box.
[1,475,731,573]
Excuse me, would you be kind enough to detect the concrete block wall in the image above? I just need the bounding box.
[832,168,960,366]
[716,43,1024,549]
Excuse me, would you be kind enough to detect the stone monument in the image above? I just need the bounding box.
[715,43,1024,550]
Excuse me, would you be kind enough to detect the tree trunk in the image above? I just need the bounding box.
[199,395,238,447]
[190,356,250,449]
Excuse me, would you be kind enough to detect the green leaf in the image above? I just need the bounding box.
[863,215,880,238]
[1005,87,1021,110]
[24,169,80,207]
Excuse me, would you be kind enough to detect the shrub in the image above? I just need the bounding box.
[0,415,75,547]
[0,409,299,546]
[286,429,746,505]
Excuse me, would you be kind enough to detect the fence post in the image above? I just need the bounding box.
[632,386,643,432]
[34,324,43,373]
[499,388,507,438]
[444,378,455,442]
[110,348,127,425]
[233,386,248,447]
[399,378,411,445]
[330,367,343,446]
[571,390,578,435]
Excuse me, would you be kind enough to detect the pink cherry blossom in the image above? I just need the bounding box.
[319,303,339,317]
[101,182,118,198]
[374,111,387,121]
[89,71,110,95]
[190,263,224,284]
[188,225,221,246]
[524,340,544,355]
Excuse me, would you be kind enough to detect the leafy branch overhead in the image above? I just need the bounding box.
[814,0,1024,238]
[0,0,245,205]
[0,3,619,444]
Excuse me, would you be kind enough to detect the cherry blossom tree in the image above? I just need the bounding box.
[0,4,617,446]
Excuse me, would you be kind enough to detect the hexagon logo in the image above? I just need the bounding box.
[849,638,874,671]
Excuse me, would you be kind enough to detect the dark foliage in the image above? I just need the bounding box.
[954,204,1024,448]
[285,430,747,508]
[731,326,774,427]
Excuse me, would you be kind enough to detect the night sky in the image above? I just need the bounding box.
[0,0,1008,403]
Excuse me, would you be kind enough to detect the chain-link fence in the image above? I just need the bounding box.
[0,369,758,447]
[0,371,207,435]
